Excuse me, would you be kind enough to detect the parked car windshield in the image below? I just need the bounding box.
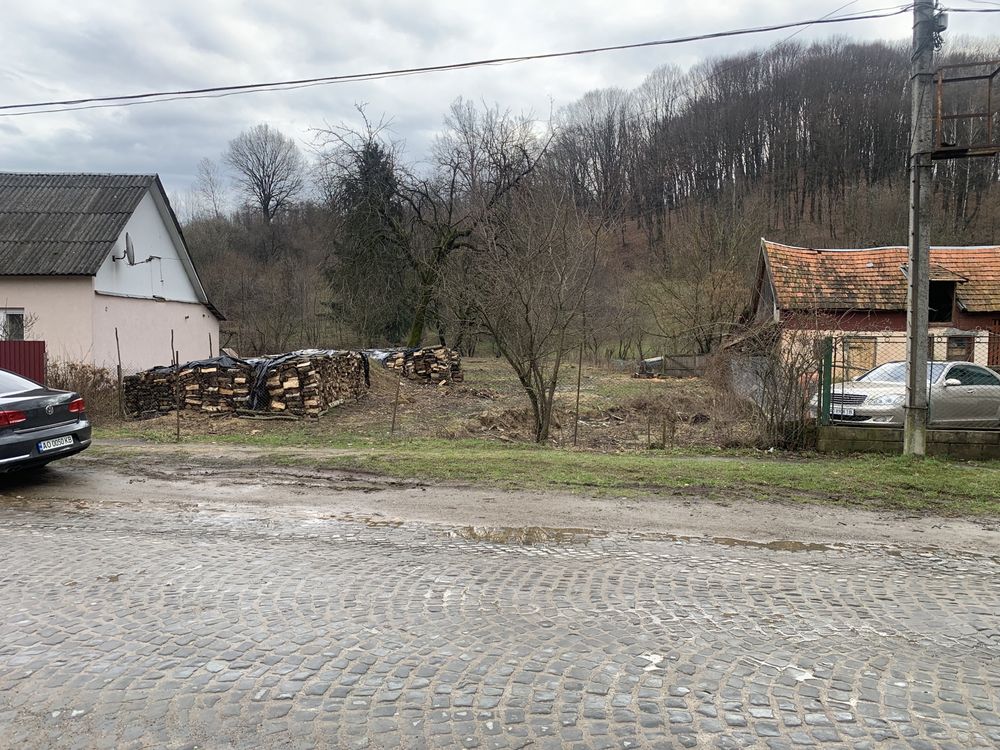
[0,370,39,395]
[857,362,946,383]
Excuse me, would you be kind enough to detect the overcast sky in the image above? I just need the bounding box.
[1,1,996,204]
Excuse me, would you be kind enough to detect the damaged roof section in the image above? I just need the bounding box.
[762,239,1000,313]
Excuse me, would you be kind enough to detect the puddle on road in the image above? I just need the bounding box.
[711,537,836,553]
[449,526,606,545]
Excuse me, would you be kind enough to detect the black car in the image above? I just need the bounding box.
[0,368,91,471]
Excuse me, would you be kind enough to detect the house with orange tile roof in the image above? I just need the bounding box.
[752,239,1000,372]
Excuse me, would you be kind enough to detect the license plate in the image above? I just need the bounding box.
[831,405,855,416]
[38,435,74,453]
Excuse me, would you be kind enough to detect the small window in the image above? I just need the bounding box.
[946,336,973,362]
[0,309,24,341]
[928,281,955,323]
[948,365,1000,386]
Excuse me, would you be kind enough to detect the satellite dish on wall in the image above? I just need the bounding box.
[125,233,136,265]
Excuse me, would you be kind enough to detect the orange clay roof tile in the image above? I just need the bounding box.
[762,240,1000,313]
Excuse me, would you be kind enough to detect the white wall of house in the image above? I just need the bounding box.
[0,189,220,372]
[94,191,202,303]
[0,277,96,363]
[88,188,220,369]
[92,294,218,370]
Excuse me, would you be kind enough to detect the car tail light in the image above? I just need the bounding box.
[68,398,86,414]
[0,410,27,426]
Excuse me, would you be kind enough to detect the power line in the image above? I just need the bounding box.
[0,7,914,118]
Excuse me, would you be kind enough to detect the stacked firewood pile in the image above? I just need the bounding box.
[122,366,178,416]
[123,350,368,418]
[123,356,254,417]
[250,350,369,416]
[369,346,463,383]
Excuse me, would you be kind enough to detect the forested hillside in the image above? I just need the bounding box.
[183,39,1000,360]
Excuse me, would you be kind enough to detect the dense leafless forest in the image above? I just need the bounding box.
[182,39,999,364]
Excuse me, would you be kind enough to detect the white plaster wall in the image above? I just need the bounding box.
[92,294,220,371]
[0,277,96,362]
[93,191,201,303]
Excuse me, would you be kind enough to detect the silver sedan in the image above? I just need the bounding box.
[827,360,1000,428]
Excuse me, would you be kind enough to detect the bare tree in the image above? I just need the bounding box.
[466,179,603,442]
[225,124,306,223]
[194,157,228,218]
[397,99,546,347]
[640,192,762,355]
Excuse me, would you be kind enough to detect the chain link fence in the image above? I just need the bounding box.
[820,332,1000,429]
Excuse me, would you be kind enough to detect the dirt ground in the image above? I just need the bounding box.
[110,356,759,451]
[16,443,995,557]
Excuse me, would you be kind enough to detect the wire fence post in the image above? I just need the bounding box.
[115,326,124,419]
[572,338,584,447]
[390,376,402,436]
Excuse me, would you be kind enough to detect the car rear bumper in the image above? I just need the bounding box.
[0,419,92,471]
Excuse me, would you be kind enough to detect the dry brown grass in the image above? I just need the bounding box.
[46,362,122,423]
[107,356,766,452]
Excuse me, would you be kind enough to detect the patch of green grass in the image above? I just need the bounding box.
[298,441,999,515]
[93,428,1000,517]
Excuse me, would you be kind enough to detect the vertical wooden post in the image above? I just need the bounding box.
[174,349,181,442]
[115,327,124,419]
[572,338,584,447]
[390,376,402,436]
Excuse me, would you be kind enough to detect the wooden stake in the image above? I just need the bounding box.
[115,326,124,419]
[572,340,584,447]
[174,349,181,442]
[390,376,402,436]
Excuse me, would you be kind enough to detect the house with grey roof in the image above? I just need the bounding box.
[0,173,221,370]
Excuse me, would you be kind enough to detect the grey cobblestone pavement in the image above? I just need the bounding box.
[0,491,998,749]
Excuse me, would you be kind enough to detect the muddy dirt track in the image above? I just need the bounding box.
[3,443,998,556]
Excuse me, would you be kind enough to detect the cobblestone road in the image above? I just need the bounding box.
[0,489,998,749]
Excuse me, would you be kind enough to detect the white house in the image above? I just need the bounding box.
[0,173,222,370]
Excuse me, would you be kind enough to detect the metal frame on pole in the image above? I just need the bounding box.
[903,0,937,456]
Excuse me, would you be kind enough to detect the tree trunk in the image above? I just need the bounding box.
[405,281,435,347]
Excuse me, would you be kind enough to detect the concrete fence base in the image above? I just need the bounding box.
[817,425,1000,460]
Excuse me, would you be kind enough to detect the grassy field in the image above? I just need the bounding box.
[94,356,1000,517]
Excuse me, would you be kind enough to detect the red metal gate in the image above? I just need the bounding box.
[0,341,46,384]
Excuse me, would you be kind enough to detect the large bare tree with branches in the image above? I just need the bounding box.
[225,123,306,224]
[397,99,546,346]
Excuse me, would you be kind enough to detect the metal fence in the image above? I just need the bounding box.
[820,333,1000,430]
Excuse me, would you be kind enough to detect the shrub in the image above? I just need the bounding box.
[46,361,121,423]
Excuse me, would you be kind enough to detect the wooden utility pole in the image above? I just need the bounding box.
[903,0,937,457]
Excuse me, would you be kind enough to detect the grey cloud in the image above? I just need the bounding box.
[1,1,994,196]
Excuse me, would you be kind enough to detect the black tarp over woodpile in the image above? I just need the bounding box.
[124,350,369,418]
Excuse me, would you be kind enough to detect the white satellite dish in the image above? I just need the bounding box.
[125,233,136,265]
